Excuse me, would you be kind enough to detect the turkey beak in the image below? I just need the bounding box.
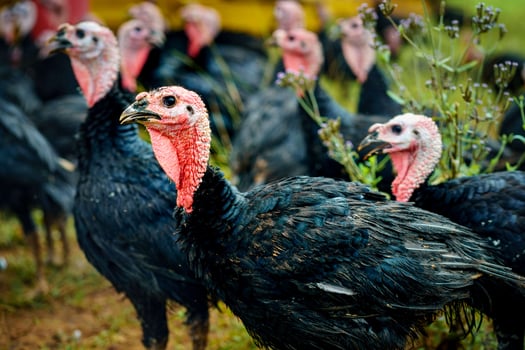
[120,99,161,125]
[148,29,165,48]
[265,29,285,48]
[265,35,278,47]
[47,27,73,54]
[358,132,391,160]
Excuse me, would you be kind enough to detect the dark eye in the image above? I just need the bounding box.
[288,34,295,41]
[162,95,177,108]
[134,26,142,32]
[391,124,402,134]
[76,28,85,38]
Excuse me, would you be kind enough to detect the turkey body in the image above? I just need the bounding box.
[179,167,518,350]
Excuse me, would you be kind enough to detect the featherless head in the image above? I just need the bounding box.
[0,0,37,45]
[339,16,373,47]
[180,3,221,58]
[120,86,208,127]
[363,113,442,154]
[276,27,323,80]
[118,19,164,50]
[338,15,375,83]
[47,21,120,106]
[120,86,211,213]
[274,0,305,31]
[359,113,442,202]
[48,21,117,60]
[118,18,164,92]
[128,1,166,34]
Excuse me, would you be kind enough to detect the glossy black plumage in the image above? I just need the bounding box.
[301,83,395,187]
[230,86,308,190]
[177,167,522,350]
[412,171,525,349]
[73,83,210,349]
[0,95,75,290]
[231,79,396,193]
[49,20,211,349]
[0,68,86,164]
[361,113,525,349]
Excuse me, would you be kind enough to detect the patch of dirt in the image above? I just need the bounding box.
[0,231,253,350]
[0,287,147,350]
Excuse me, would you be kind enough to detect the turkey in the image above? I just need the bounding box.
[117,17,165,93]
[359,112,525,350]
[47,21,210,350]
[322,15,403,116]
[228,1,310,191]
[0,0,87,163]
[0,2,76,287]
[273,0,306,31]
[121,85,525,350]
[0,94,75,294]
[130,2,267,142]
[0,0,39,67]
[230,27,395,192]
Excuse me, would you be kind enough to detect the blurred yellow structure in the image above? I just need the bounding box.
[90,0,432,36]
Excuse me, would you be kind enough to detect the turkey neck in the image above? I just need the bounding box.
[177,166,245,287]
[76,83,138,168]
[70,36,141,165]
[70,43,119,108]
[184,166,244,238]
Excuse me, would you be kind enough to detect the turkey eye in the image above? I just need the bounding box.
[288,34,295,41]
[391,124,402,134]
[76,29,85,38]
[162,95,177,108]
[134,26,142,32]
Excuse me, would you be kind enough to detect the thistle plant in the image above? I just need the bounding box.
[359,0,517,181]
[276,70,385,188]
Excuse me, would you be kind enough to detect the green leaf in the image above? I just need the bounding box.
[455,60,479,73]
[386,91,406,105]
